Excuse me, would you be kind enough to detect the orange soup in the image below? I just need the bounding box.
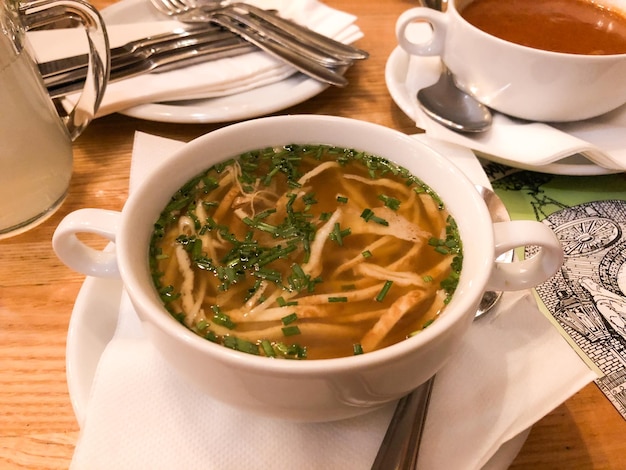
[461,0,626,55]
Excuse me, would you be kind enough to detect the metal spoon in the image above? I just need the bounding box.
[415,0,492,133]
[371,185,511,470]
[475,185,514,317]
[417,66,493,133]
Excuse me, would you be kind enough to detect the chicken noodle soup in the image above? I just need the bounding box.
[149,144,462,360]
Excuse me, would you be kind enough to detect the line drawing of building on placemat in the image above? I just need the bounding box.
[536,200,626,417]
[483,162,626,419]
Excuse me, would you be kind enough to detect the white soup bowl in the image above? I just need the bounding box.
[53,115,563,421]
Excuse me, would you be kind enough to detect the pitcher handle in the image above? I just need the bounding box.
[19,0,109,140]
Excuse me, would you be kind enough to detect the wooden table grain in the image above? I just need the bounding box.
[1,0,624,468]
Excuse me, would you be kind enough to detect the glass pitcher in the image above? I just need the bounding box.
[0,0,110,239]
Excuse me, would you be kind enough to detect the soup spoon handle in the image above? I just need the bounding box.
[371,376,435,470]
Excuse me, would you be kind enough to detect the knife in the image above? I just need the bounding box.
[45,33,255,98]
[40,26,250,85]
[39,24,235,78]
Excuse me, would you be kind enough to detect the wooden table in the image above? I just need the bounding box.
[1,0,624,468]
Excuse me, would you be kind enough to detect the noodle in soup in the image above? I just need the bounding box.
[149,144,462,360]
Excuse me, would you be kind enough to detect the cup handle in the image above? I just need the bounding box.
[395,7,448,57]
[486,220,564,291]
[52,208,122,278]
[19,0,110,140]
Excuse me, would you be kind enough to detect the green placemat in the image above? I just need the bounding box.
[483,160,626,419]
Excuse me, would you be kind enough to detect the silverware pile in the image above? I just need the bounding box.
[40,1,368,97]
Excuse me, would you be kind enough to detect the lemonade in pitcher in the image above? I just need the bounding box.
[0,47,73,237]
[0,0,109,239]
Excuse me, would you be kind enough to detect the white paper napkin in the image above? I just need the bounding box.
[69,132,596,470]
[27,0,363,117]
[400,23,626,172]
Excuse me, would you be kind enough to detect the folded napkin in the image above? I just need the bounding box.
[27,0,362,117]
[401,23,626,172]
[69,131,595,470]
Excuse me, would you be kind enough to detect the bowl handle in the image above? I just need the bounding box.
[52,208,121,278]
[486,220,564,291]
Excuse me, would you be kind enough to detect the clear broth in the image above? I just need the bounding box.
[149,145,462,360]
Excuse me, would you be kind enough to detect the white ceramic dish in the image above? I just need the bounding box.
[101,0,332,123]
[54,115,562,422]
[65,274,529,468]
[385,46,621,176]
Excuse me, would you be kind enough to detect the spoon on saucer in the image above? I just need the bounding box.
[417,65,493,133]
[415,0,492,133]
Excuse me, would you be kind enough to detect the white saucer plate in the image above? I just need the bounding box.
[385,47,621,176]
[101,0,331,123]
[66,275,529,468]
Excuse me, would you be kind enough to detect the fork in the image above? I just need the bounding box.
[155,0,368,61]
[148,0,366,86]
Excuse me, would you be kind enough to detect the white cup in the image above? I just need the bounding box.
[52,115,564,421]
[396,0,626,122]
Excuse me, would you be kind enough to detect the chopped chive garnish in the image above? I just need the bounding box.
[158,285,180,303]
[223,336,259,355]
[242,217,280,235]
[375,280,393,302]
[360,208,389,226]
[277,296,298,307]
[281,312,298,325]
[362,250,372,258]
[336,195,348,203]
[423,275,434,283]
[254,268,282,283]
[372,215,388,226]
[205,330,218,342]
[275,342,307,359]
[302,192,317,207]
[328,296,348,303]
[282,325,301,336]
[260,339,276,357]
[329,222,351,246]
[286,193,297,208]
[378,194,401,211]
[211,306,236,329]
[353,343,364,355]
[255,208,277,219]
[428,237,443,246]
[288,263,321,293]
